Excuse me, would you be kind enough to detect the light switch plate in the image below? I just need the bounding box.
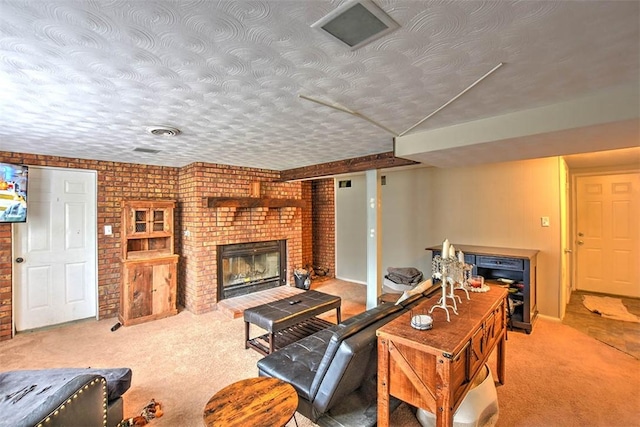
[541,217,550,227]
[104,225,112,235]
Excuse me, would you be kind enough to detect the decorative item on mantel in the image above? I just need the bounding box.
[430,239,472,322]
[249,181,261,198]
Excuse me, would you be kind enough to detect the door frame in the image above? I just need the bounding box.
[559,158,571,319]
[11,165,98,336]
[569,165,640,297]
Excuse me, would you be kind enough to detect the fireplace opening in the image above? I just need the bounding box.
[217,240,287,300]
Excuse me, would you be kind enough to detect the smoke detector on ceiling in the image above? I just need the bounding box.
[311,0,399,50]
[146,126,181,136]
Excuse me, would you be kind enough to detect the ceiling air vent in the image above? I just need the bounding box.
[146,126,181,137]
[133,147,162,154]
[312,0,399,50]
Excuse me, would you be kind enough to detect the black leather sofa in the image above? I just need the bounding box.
[0,367,132,427]
[257,285,436,426]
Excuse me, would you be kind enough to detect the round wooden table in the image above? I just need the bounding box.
[203,377,298,427]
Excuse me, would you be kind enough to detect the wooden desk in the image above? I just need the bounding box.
[377,288,507,427]
[203,377,297,427]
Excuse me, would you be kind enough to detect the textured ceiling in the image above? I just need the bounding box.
[0,0,638,170]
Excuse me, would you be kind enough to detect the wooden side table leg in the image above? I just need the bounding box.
[336,306,342,323]
[377,338,391,427]
[497,297,507,385]
[497,333,506,385]
[269,332,275,354]
[435,355,453,427]
[245,321,250,349]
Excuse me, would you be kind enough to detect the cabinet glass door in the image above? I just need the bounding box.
[152,209,165,232]
[133,209,148,234]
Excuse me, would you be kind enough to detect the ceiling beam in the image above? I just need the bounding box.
[278,151,420,181]
[395,83,640,167]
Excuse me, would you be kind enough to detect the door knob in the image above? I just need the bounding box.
[564,249,573,253]
[577,241,584,245]
[15,257,24,263]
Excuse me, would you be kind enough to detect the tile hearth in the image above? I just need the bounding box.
[217,285,304,319]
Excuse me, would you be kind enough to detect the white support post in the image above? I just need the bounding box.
[366,169,382,309]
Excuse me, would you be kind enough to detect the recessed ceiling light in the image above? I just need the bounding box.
[311,0,399,50]
[146,126,181,136]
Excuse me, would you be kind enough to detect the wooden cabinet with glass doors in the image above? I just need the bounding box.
[119,200,178,326]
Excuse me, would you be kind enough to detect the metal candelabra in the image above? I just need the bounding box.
[429,255,472,322]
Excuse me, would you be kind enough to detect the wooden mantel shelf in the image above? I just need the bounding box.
[204,197,305,209]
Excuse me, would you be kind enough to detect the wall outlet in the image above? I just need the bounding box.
[104,225,112,235]
[541,217,550,227]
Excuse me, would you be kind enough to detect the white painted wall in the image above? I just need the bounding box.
[424,158,563,318]
[334,158,565,318]
[381,168,431,277]
[333,152,640,319]
[335,168,432,284]
[335,175,367,283]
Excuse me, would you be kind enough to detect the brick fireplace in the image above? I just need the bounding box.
[177,163,308,314]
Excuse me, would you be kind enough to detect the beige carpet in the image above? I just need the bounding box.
[1,282,638,427]
[582,295,640,323]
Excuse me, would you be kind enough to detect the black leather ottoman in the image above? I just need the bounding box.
[244,290,341,355]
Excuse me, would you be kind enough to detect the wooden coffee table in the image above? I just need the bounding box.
[203,377,298,427]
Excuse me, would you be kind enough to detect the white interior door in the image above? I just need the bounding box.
[575,172,640,297]
[13,167,97,331]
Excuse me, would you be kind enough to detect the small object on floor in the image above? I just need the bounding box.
[111,322,121,332]
[582,295,640,323]
[117,399,163,426]
[385,266,423,286]
[416,364,499,427]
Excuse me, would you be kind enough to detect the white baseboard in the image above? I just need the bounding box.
[538,313,562,323]
[334,276,367,286]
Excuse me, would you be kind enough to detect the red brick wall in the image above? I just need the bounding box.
[0,151,179,341]
[301,181,313,268]
[0,151,323,341]
[0,224,11,340]
[312,178,335,278]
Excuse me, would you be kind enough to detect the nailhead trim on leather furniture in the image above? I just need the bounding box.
[36,377,107,427]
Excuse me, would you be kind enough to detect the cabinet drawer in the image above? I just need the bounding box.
[451,341,470,404]
[476,256,524,271]
[468,327,485,380]
[485,304,504,352]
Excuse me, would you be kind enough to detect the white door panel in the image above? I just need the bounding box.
[576,173,639,297]
[14,167,97,331]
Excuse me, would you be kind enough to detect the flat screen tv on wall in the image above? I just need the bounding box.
[0,162,28,223]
